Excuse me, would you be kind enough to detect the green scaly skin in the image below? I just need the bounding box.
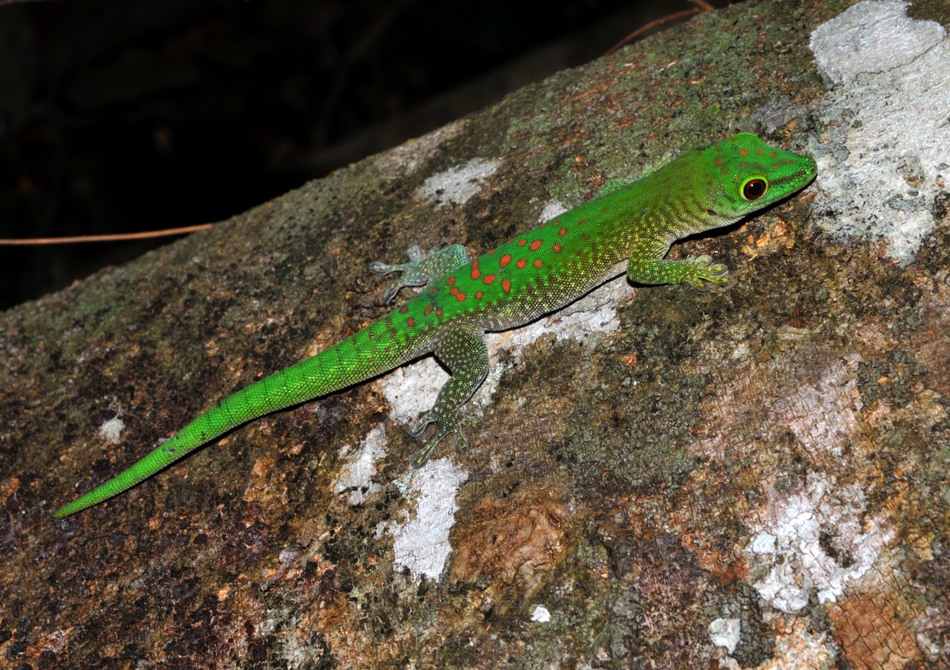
[54,133,817,518]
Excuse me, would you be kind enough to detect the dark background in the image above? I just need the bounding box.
[0,0,719,311]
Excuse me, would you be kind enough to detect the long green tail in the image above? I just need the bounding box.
[54,319,418,517]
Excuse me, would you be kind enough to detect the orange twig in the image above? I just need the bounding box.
[605,8,706,57]
[0,224,213,245]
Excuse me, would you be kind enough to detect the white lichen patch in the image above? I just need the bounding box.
[530,605,551,623]
[332,425,387,506]
[375,119,469,179]
[765,353,863,459]
[746,473,895,613]
[376,458,468,580]
[810,1,945,85]
[98,417,125,444]
[539,198,568,223]
[708,618,741,653]
[809,2,950,264]
[415,157,502,209]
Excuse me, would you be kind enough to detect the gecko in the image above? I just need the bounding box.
[54,133,817,518]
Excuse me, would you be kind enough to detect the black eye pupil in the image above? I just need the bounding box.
[744,179,767,200]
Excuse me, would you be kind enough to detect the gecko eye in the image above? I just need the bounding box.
[742,178,768,201]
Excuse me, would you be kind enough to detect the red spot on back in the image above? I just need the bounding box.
[406,317,416,327]
[471,267,481,280]
[739,149,748,157]
[559,227,567,236]
[455,292,466,302]
[770,151,779,158]
[772,163,782,168]
[425,304,433,315]
[578,218,587,225]
[502,279,511,294]
[449,287,459,296]
[530,239,542,250]
[516,258,527,269]
[714,156,724,167]
[517,239,527,247]
[488,249,496,255]
[533,259,543,268]
[429,288,437,295]
[436,308,443,317]
[483,274,496,285]
[446,276,456,285]
[475,290,483,299]
[399,305,408,313]
[500,254,512,268]
[540,221,548,228]
[755,148,764,155]
[553,243,562,253]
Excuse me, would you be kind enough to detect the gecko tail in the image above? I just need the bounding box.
[54,320,422,518]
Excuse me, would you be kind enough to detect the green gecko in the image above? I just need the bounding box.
[54,133,817,518]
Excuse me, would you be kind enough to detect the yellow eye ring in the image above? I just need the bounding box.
[742,178,768,201]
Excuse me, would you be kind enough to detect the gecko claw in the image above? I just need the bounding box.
[408,410,482,466]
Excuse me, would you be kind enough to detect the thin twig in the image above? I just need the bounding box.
[0,224,213,245]
[605,8,706,57]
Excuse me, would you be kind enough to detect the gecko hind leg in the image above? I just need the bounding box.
[408,327,488,467]
[370,244,470,304]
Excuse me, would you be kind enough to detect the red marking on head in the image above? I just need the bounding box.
[502,279,511,294]
[475,290,483,299]
[446,276,456,285]
[533,259,543,268]
[425,304,433,315]
[517,239,527,247]
[516,258,526,269]
[559,227,567,236]
[483,274,495,284]
[399,305,408,313]
[500,254,512,268]
[530,239,542,250]
[739,149,748,157]
[455,292,466,302]
[553,243,562,253]
[406,317,416,327]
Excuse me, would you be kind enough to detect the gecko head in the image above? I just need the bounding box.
[698,133,817,223]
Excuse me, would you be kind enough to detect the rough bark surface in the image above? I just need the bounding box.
[2,1,948,669]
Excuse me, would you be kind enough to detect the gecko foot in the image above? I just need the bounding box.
[408,409,483,467]
[370,244,471,305]
[682,255,732,291]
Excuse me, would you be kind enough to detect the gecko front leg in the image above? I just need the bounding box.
[370,244,470,304]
